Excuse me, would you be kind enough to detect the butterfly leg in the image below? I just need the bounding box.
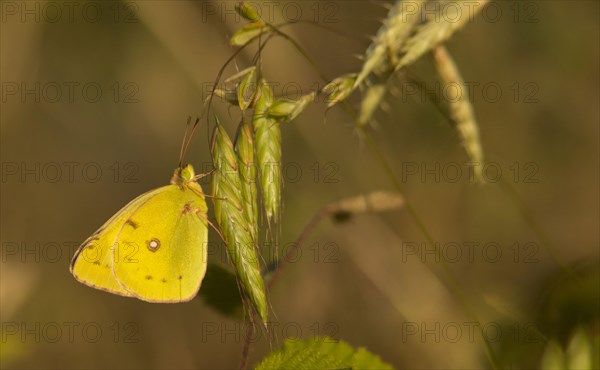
[188,186,227,201]
[192,207,226,244]
[193,168,216,181]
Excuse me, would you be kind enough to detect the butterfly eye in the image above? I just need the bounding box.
[180,164,196,181]
[147,238,161,252]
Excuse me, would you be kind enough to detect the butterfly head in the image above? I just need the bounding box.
[171,164,196,185]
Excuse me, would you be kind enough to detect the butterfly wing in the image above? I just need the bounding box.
[111,184,208,302]
[70,187,169,296]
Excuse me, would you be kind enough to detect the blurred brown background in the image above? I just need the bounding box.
[1,1,598,369]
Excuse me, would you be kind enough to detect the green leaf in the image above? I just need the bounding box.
[540,327,599,370]
[540,340,565,369]
[565,327,595,370]
[255,337,393,370]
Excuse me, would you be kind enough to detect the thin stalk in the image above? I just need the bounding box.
[239,320,255,370]
[358,126,499,369]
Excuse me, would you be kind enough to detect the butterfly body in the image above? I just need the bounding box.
[70,164,208,303]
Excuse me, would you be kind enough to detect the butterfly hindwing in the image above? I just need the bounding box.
[112,184,208,302]
[69,187,169,296]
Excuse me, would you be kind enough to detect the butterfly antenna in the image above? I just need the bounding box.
[179,116,193,167]
[180,117,201,167]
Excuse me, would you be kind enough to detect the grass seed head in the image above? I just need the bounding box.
[211,119,268,323]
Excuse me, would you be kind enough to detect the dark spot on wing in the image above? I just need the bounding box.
[147,238,161,252]
[145,275,152,280]
[93,261,100,266]
[181,203,192,215]
[178,275,183,280]
[181,202,205,216]
[161,278,167,283]
[125,219,139,229]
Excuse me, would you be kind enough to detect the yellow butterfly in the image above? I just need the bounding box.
[70,164,209,303]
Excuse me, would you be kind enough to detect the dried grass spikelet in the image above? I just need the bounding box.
[329,191,405,215]
[432,45,484,182]
[355,0,426,88]
[322,73,357,108]
[346,0,488,127]
[211,119,268,323]
[357,69,395,126]
[355,0,426,125]
[396,0,489,71]
[323,0,424,115]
